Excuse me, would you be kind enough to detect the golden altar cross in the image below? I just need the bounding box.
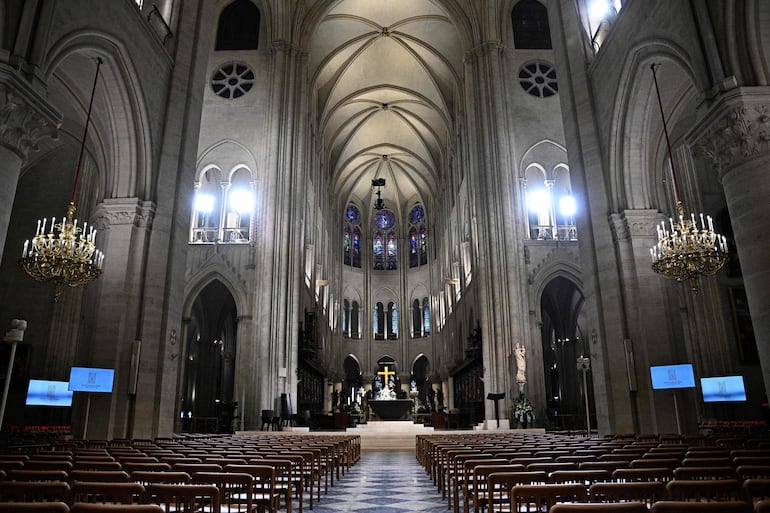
[377,365,396,386]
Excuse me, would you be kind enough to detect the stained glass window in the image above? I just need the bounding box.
[346,204,361,225]
[423,297,431,334]
[373,209,396,270]
[408,204,428,268]
[342,299,350,337]
[387,302,398,339]
[344,203,362,268]
[412,299,421,337]
[386,231,397,269]
[409,205,424,224]
[351,301,360,339]
[374,302,385,339]
[375,210,395,230]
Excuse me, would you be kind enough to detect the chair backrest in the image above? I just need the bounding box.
[122,463,171,473]
[673,466,738,480]
[665,479,745,502]
[579,461,629,472]
[72,461,122,472]
[680,457,733,467]
[629,458,679,469]
[650,501,752,513]
[172,463,223,475]
[0,502,70,513]
[69,471,131,483]
[738,465,770,479]
[549,469,611,484]
[144,483,219,513]
[512,483,587,512]
[70,482,145,504]
[129,471,191,485]
[551,503,648,513]
[7,470,69,482]
[70,503,163,513]
[0,481,71,502]
[612,467,674,482]
[589,481,668,507]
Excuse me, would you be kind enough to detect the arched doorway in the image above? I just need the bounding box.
[182,280,237,433]
[342,354,362,408]
[411,354,430,410]
[540,276,594,431]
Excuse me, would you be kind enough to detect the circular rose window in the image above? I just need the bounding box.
[519,61,558,98]
[211,62,255,99]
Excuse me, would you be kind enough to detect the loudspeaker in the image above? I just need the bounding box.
[623,339,637,392]
[128,340,141,395]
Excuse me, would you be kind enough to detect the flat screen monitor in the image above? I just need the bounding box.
[68,367,115,393]
[650,363,696,390]
[25,380,73,407]
[701,375,747,402]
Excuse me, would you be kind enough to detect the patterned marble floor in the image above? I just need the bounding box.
[309,450,449,513]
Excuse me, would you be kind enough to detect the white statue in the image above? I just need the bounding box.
[515,343,526,383]
[3,319,27,343]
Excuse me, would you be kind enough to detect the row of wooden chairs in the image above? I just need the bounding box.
[0,433,361,513]
[417,432,770,513]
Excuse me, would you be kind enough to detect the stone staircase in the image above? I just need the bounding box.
[349,420,434,451]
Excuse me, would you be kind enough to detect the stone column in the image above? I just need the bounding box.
[0,70,60,261]
[691,89,770,401]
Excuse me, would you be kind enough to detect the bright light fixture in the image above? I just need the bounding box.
[527,189,550,212]
[195,193,215,213]
[559,196,576,217]
[229,189,253,214]
[589,0,612,20]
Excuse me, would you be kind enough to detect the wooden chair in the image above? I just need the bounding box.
[651,501,752,513]
[551,503,648,513]
[459,458,508,513]
[172,463,223,475]
[0,502,70,513]
[24,461,74,473]
[239,466,279,513]
[144,483,220,513]
[579,461,629,473]
[252,459,294,513]
[756,499,770,513]
[512,483,587,512]
[666,479,745,502]
[471,464,526,513]
[191,472,254,513]
[69,482,145,504]
[589,481,668,508]
[680,457,733,467]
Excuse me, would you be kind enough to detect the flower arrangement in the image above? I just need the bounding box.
[513,393,535,426]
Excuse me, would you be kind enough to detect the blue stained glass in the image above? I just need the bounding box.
[352,229,360,251]
[346,204,361,225]
[409,205,425,224]
[373,234,383,255]
[387,232,397,256]
[375,209,395,230]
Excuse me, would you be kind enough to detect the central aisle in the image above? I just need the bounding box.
[312,450,449,513]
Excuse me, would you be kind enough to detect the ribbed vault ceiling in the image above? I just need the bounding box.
[308,0,462,213]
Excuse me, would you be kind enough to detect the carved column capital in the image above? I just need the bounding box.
[690,88,770,178]
[92,198,156,231]
[609,210,660,243]
[0,67,61,161]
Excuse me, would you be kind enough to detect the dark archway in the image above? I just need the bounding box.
[411,354,430,410]
[182,280,237,432]
[342,354,362,406]
[540,276,594,431]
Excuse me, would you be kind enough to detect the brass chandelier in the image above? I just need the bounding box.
[19,58,105,301]
[648,64,727,292]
